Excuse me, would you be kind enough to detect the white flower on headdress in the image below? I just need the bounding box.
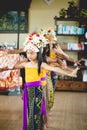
[23,32,48,52]
[41,28,57,42]
[33,34,40,45]
[40,34,48,46]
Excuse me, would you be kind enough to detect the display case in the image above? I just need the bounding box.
[54,16,87,91]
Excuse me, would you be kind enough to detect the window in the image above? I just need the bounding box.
[0,10,28,33]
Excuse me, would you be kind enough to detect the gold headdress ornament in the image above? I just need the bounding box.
[41,28,57,43]
[23,32,48,52]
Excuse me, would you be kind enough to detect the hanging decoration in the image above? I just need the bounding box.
[44,0,54,5]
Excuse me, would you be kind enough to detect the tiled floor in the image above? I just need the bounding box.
[0,91,87,130]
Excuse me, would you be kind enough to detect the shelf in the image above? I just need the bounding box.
[63,50,84,52]
[54,16,87,91]
[56,80,87,91]
[57,79,87,83]
[56,34,84,36]
[54,16,87,22]
[54,16,79,21]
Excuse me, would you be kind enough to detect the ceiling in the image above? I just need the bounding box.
[0,0,32,11]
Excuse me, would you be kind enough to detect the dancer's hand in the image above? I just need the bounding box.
[75,58,85,66]
[69,67,80,77]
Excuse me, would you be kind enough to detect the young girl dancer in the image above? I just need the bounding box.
[41,28,83,90]
[40,28,82,128]
[0,33,79,130]
[15,33,79,130]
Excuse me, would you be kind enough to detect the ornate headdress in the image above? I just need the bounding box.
[23,32,48,52]
[40,28,57,43]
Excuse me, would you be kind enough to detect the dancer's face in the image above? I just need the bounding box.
[49,36,54,44]
[27,49,37,61]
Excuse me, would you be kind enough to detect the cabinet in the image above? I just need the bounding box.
[54,16,87,91]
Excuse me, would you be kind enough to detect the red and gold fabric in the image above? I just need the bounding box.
[0,53,21,90]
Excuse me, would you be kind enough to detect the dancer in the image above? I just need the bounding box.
[14,33,78,130]
[40,28,82,128]
[0,33,79,130]
[41,28,83,88]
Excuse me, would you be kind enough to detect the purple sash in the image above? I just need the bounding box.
[41,97,46,118]
[41,77,47,118]
[22,81,41,130]
[41,77,46,81]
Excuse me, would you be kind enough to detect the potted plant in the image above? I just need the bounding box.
[66,0,79,18]
[59,8,67,18]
